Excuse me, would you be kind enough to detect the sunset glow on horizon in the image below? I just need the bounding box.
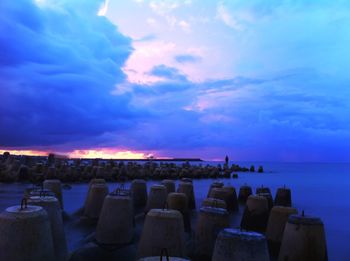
[68,149,151,159]
[0,149,153,159]
[0,150,48,157]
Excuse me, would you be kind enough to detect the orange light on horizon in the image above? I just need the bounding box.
[0,149,48,157]
[68,149,150,159]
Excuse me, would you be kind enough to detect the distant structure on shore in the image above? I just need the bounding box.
[225,155,229,165]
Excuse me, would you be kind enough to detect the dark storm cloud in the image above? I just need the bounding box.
[0,0,141,148]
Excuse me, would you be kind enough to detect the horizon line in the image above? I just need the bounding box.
[2,151,350,164]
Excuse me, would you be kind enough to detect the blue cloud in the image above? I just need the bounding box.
[175,54,202,64]
[119,67,350,161]
[149,64,188,82]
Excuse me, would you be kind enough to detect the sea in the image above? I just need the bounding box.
[0,161,349,260]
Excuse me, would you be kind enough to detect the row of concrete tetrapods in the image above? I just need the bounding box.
[82,178,328,261]
[0,179,67,261]
[0,178,328,261]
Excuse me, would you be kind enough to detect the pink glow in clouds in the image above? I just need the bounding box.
[0,148,155,159]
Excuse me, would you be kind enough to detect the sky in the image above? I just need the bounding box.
[1,0,350,161]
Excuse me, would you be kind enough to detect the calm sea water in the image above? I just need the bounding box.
[0,162,349,260]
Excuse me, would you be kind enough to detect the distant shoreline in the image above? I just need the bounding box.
[0,153,267,183]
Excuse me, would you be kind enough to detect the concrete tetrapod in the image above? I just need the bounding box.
[265,206,298,257]
[137,209,186,259]
[167,192,191,232]
[84,183,109,219]
[83,178,106,208]
[0,202,55,261]
[278,213,328,261]
[43,179,64,209]
[202,198,227,210]
[257,192,274,210]
[28,196,68,261]
[131,179,148,208]
[194,207,230,261]
[95,166,105,179]
[28,188,56,198]
[46,167,56,179]
[274,186,292,207]
[181,178,192,183]
[161,179,176,194]
[96,193,133,245]
[177,182,196,209]
[209,186,238,211]
[144,184,167,213]
[207,182,224,197]
[138,247,189,261]
[240,195,269,233]
[256,186,271,196]
[212,228,270,261]
[238,185,253,203]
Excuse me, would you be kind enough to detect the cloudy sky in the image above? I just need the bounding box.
[1,0,350,161]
